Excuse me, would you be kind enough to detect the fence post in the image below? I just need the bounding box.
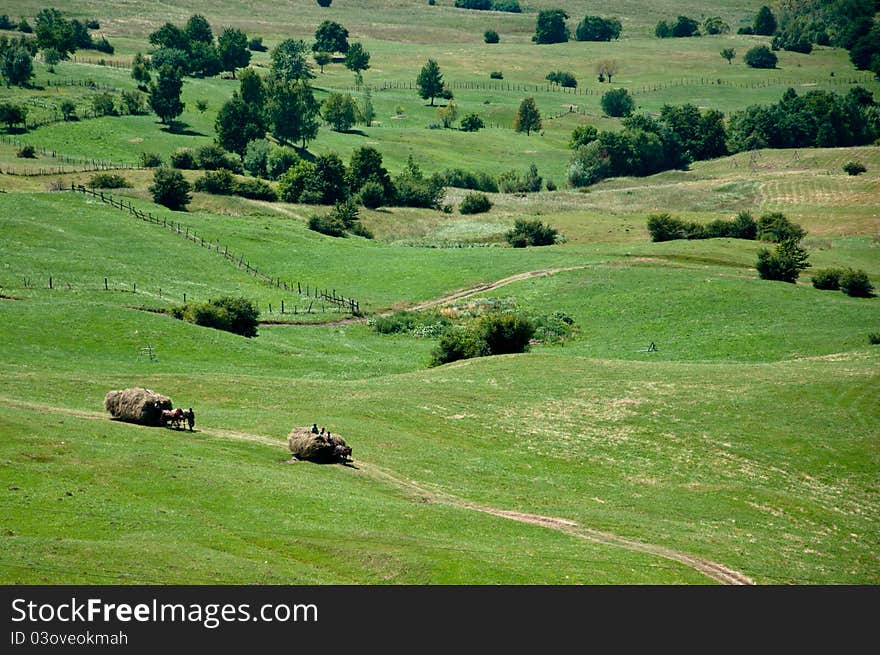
[49,276,53,290]
[104,277,108,290]
[281,299,285,314]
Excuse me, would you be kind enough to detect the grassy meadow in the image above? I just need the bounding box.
[0,0,878,585]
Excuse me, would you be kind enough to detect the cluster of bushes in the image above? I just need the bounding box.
[756,239,810,283]
[307,199,373,238]
[505,219,559,247]
[169,296,259,337]
[430,312,536,366]
[459,192,492,214]
[32,8,113,60]
[812,268,875,297]
[575,16,621,41]
[647,212,759,242]
[147,14,250,78]
[88,173,131,189]
[655,16,700,38]
[568,104,727,187]
[373,311,451,338]
[744,45,777,69]
[484,31,499,44]
[498,164,543,193]
[435,168,498,192]
[191,167,278,201]
[460,113,485,132]
[454,0,520,11]
[546,70,577,88]
[600,88,634,117]
[728,87,877,151]
[844,161,867,176]
[171,144,242,173]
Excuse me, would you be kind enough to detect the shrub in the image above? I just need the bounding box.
[91,93,117,116]
[243,139,272,178]
[757,212,806,242]
[454,0,492,8]
[478,312,536,355]
[647,214,686,242]
[170,148,196,169]
[492,0,521,12]
[756,239,810,283]
[869,333,880,345]
[60,100,76,121]
[490,71,503,79]
[430,327,490,366]
[547,71,577,88]
[173,297,259,337]
[120,90,146,115]
[393,157,445,209]
[459,192,492,214]
[139,152,163,168]
[545,179,556,191]
[484,30,499,44]
[88,173,131,189]
[149,167,191,210]
[811,269,844,290]
[570,124,598,149]
[248,37,267,52]
[266,146,301,180]
[843,161,867,176]
[278,161,315,203]
[505,219,558,247]
[744,45,777,69]
[499,164,542,193]
[460,113,485,132]
[358,181,386,209]
[308,213,347,237]
[601,88,634,117]
[434,168,498,192]
[16,144,36,158]
[234,178,278,201]
[194,168,235,195]
[839,269,874,297]
[196,144,240,172]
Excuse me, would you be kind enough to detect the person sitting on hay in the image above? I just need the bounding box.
[311,423,319,434]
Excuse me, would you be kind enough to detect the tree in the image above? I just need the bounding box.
[360,86,375,126]
[216,93,266,155]
[601,88,634,117]
[43,47,61,72]
[756,239,809,282]
[417,59,445,106]
[744,45,777,68]
[575,16,621,41]
[184,14,213,44]
[655,21,672,38]
[34,8,76,58]
[344,42,370,84]
[721,48,736,64]
[189,41,222,78]
[217,28,251,78]
[131,52,151,88]
[850,29,880,71]
[60,99,76,120]
[268,80,320,148]
[671,16,700,38]
[514,97,541,135]
[322,92,359,131]
[314,51,331,73]
[1,47,33,87]
[121,90,146,115]
[348,146,394,200]
[704,16,729,35]
[149,167,192,210]
[595,59,618,83]
[753,6,777,36]
[149,22,190,52]
[313,21,349,53]
[436,102,458,128]
[150,48,189,76]
[270,39,314,83]
[238,68,265,107]
[484,30,500,44]
[0,103,27,130]
[533,9,569,44]
[91,92,116,116]
[317,0,332,6]
[148,65,185,125]
[505,219,558,246]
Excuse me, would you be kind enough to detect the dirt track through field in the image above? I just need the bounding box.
[1,396,754,585]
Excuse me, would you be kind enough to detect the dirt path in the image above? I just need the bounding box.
[0,396,753,585]
[261,266,591,327]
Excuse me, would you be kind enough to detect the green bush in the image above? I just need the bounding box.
[196,144,241,172]
[234,178,277,201]
[757,212,806,242]
[843,161,867,176]
[194,168,235,195]
[505,218,558,247]
[868,332,880,345]
[170,148,196,169]
[839,269,875,297]
[484,30,500,44]
[460,113,485,132]
[171,296,259,337]
[459,192,492,214]
[308,213,347,237]
[278,161,316,203]
[756,239,810,283]
[430,327,490,366]
[149,167,191,210]
[434,168,497,192]
[811,269,844,290]
[357,181,386,209]
[16,144,36,158]
[490,71,503,79]
[744,45,777,69]
[600,88,635,117]
[139,152,163,168]
[478,312,536,355]
[243,139,272,178]
[498,164,542,193]
[88,173,131,189]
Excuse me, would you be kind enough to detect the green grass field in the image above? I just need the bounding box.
[1,0,878,586]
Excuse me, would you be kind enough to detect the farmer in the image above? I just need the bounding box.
[320,427,325,436]
[311,423,319,434]
[187,408,195,431]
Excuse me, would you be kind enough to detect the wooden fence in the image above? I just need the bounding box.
[67,183,361,315]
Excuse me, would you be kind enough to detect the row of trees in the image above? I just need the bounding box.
[533,11,621,44]
[146,15,250,79]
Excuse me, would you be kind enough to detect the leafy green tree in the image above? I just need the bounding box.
[839,269,875,297]
[216,93,266,155]
[756,239,809,282]
[278,160,316,202]
[360,86,375,126]
[753,6,777,36]
[744,45,777,68]
[270,39,314,83]
[34,8,76,57]
[344,42,370,84]
[575,16,621,41]
[60,99,76,120]
[189,40,222,77]
[595,59,618,82]
[505,218,558,246]
[43,47,61,72]
[313,21,349,53]
[150,48,189,75]
[417,58,445,106]
[655,21,672,38]
[238,68,265,107]
[348,146,394,199]
[757,212,806,242]
[671,16,700,37]
[149,167,192,210]
[533,9,569,44]
[317,0,332,6]
[484,30,500,44]
[313,51,331,73]
[131,52,151,87]
[268,80,319,147]
[91,92,116,116]
[217,27,251,78]
[148,65,185,125]
[569,124,598,148]
[1,47,33,87]
[704,16,729,35]
[460,113,484,131]
[149,22,190,52]
[513,97,541,135]
[322,92,359,131]
[721,47,736,64]
[0,102,27,130]
[601,88,634,117]
[184,15,213,44]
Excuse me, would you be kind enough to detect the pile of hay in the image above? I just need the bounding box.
[288,427,347,463]
[104,387,172,425]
